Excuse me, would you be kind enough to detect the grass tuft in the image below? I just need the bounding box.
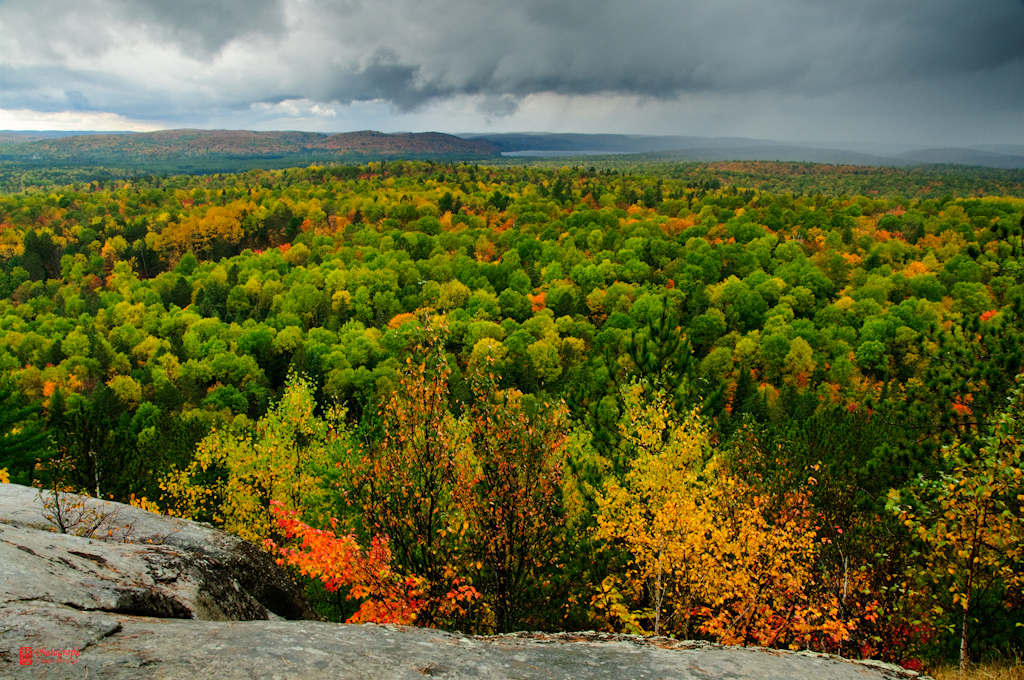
[930,660,1024,680]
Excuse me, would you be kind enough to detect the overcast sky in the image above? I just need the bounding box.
[1,0,1022,146]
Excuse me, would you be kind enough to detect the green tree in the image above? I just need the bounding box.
[161,373,344,543]
[888,373,1024,671]
[0,382,50,484]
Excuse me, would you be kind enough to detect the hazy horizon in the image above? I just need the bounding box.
[3,129,1024,157]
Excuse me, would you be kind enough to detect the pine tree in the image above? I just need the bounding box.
[0,382,50,485]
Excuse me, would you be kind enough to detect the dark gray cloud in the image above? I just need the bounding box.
[0,0,1022,142]
[252,0,1024,109]
[0,0,285,58]
[111,0,287,54]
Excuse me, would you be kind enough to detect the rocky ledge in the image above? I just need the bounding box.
[0,483,925,679]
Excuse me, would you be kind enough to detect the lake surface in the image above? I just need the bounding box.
[500,150,635,157]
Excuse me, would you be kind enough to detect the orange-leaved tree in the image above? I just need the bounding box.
[267,502,425,624]
[282,346,572,631]
[340,343,478,627]
[458,368,569,632]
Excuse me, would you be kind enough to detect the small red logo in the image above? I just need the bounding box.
[16,646,80,665]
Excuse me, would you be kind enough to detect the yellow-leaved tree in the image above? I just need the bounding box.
[594,383,713,637]
[161,373,345,543]
[594,382,848,649]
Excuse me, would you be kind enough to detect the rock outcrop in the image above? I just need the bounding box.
[0,483,926,679]
[0,483,313,621]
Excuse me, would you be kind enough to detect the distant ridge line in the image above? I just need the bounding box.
[0,128,498,158]
[1,129,1022,169]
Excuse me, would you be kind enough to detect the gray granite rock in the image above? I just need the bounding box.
[0,483,313,620]
[1,617,927,680]
[0,523,267,620]
[0,483,927,679]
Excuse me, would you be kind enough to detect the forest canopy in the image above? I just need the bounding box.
[0,159,1022,668]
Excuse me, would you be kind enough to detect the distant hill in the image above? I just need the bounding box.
[0,130,133,144]
[0,129,499,171]
[895,147,1024,170]
[1,129,1022,172]
[468,132,782,155]
[19,129,325,157]
[319,131,499,155]
[470,133,1024,169]
[970,143,1024,156]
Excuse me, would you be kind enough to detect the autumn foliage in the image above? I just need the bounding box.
[888,374,1024,672]
[339,348,471,626]
[458,370,569,631]
[5,160,1024,665]
[268,502,456,624]
[594,383,850,648]
[160,373,343,544]
[268,501,481,624]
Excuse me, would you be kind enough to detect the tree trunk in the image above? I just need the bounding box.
[959,598,969,677]
[959,556,976,676]
[960,511,984,677]
[653,535,665,636]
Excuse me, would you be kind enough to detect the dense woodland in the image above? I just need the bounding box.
[1,159,1023,669]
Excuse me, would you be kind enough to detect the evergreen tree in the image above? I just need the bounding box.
[0,382,50,484]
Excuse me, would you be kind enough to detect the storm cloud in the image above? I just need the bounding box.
[0,0,1022,143]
